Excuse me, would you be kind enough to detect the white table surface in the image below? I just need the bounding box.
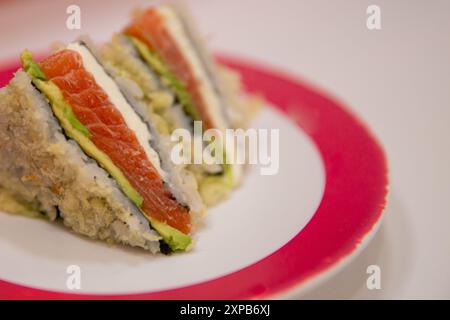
[1,0,449,299]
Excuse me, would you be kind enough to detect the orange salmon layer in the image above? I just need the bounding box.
[125,8,215,129]
[40,49,191,234]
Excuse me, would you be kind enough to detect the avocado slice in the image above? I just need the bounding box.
[21,50,47,80]
[149,217,192,251]
[21,50,191,252]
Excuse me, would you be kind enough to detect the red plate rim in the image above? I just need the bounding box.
[0,53,388,299]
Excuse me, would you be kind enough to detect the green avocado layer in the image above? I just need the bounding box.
[20,50,191,252]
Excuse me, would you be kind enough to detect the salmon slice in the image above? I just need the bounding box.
[40,49,191,234]
[125,8,215,129]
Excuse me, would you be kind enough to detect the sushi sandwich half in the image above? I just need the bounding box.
[0,41,204,254]
[102,3,259,206]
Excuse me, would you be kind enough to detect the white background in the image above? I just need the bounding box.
[0,0,449,299]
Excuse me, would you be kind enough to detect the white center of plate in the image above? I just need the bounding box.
[0,106,325,294]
